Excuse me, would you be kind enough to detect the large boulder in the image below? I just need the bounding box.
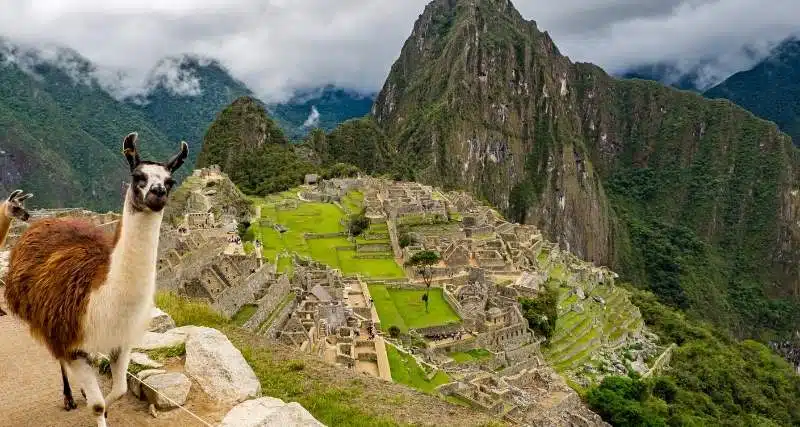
[183,327,261,404]
[143,372,192,410]
[149,307,176,332]
[129,369,166,399]
[135,329,188,351]
[219,397,325,427]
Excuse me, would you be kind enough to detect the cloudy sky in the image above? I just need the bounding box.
[1,0,798,101]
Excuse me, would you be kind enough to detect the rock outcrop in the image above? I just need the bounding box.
[148,307,177,333]
[183,326,261,404]
[219,397,325,427]
[142,372,192,410]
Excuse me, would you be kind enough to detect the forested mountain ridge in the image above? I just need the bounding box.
[0,43,175,211]
[704,37,800,146]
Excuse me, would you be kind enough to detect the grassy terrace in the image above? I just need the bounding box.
[368,285,461,332]
[386,343,451,393]
[543,284,644,373]
[248,189,404,278]
[449,348,493,363]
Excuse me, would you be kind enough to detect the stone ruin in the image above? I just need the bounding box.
[157,225,278,318]
[381,182,448,225]
[269,258,391,381]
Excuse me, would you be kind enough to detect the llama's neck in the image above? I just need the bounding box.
[0,203,11,248]
[106,191,163,297]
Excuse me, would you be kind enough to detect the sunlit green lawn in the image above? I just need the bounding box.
[368,285,461,332]
[249,192,404,278]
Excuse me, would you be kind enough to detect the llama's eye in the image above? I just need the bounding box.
[165,178,176,188]
[132,173,147,188]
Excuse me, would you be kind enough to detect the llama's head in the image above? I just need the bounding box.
[3,189,32,222]
[122,132,189,213]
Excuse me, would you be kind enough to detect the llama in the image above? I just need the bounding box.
[0,189,32,247]
[4,132,188,427]
[0,189,32,316]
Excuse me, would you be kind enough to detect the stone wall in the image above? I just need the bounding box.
[413,323,463,337]
[265,298,299,338]
[242,275,291,332]
[213,279,257,318]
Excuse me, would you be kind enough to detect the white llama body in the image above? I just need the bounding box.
[81,195,163,354]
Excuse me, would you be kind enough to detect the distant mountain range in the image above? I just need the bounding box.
[622,37,800,145]
[0,41,373,210]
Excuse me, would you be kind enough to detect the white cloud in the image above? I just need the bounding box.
[0,0,797,100]
[303,106,321,128]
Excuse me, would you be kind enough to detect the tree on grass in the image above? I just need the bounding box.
[348,208,370,237]
[404,250,441,313]
[388,325,401,338]
[519,285,559,340]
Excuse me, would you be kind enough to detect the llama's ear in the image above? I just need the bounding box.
[166,141,189,173]
[7,189,22,202]
[17,193,33,202]
[122,132,141,172]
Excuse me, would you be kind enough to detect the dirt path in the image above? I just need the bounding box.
[0,294,227,427]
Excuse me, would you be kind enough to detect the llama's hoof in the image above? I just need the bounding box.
[63,395,78,411]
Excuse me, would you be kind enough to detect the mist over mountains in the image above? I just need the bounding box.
[0,40,372,210]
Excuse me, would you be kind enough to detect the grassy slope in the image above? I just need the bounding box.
[156,292,501,427]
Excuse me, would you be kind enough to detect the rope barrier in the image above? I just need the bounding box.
[95,352,216,427]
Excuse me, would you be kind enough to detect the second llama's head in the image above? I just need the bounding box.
[122,132,189,213]
[4,189,32,221]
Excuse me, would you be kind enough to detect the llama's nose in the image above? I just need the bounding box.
[150,185,166,197]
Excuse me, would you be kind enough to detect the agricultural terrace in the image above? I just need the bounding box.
[385,343,451,393]
[247,189,405,278]
[368,285,461,333]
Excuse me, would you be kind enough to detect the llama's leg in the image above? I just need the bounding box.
[60,361,78,411]
[67,358,107,427]
[104,346,130,409]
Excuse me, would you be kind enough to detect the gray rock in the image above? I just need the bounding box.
[130,352,164,369]
[219,397,325,427]
[143,372,192,410]
[135,330,187,351]
[129,369,167,399]
[575,287,586,300]
[631,360,649,375]
[183,326,261,404]
[148,307,176,332]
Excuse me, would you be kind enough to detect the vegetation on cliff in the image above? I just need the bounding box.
[585,287,800,426]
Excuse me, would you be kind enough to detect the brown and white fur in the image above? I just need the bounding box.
[0,189,32,316]
[4,132,187,427]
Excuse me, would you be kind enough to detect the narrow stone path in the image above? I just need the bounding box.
[0,294,224,427]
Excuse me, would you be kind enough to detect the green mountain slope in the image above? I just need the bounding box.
[0,44,175,211]
[704,37,800,146]
[323,0,800,340]
[196,96,314,195]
